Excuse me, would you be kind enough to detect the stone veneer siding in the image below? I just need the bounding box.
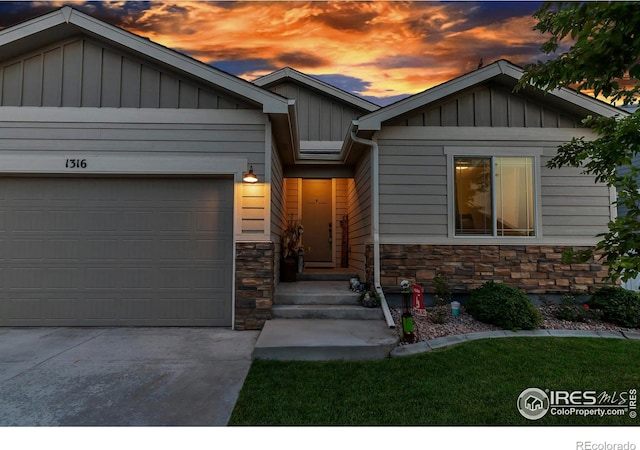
[367,244,611,294]
[235,242,274,330]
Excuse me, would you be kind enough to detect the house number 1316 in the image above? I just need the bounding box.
[65,159,87,169]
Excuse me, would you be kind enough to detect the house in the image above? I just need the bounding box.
[0,7,623,329]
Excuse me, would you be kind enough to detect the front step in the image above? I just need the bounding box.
[272,304,384,320]
[298,271,358,282]
[273,281,382,320]
[259,274,397,360]
[275,281,360,305]
[253,319,399,361]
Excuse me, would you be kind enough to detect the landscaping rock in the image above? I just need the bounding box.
[391,305,640,343]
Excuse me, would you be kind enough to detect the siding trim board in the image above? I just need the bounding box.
[378,126,598,143]
[0,153,248,176]
[0,106,266,124]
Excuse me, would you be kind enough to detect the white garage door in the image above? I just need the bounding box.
[0,177,233,326]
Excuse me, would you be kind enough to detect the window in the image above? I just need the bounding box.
[454,156,535,237]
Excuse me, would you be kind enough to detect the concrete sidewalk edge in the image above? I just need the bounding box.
[389,329,639,358]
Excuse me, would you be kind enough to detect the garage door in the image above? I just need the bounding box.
[0,177,233,326]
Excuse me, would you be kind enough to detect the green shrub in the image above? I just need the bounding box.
[466,281,543,330]
[588,286,640,328]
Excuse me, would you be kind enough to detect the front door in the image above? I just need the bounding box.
[301,179,333,264]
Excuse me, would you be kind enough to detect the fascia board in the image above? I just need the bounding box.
[340,120,359,163]
[254,67,379,112]
[0,8,67,45]
[488,60,625,118]
[252,68,288,86]
[286,70,380,111]
[268,100,299,165]
[500,61,626,119]
[549,87,629,118]
[288,99,300,159]
[61,8,290,114]
[500,60,626,118]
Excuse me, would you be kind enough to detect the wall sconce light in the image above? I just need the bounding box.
[243,165,258,183]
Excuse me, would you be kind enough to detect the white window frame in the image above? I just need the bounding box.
[445,146,543,239]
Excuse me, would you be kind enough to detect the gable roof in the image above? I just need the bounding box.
[0,6,293,115]
[353,59,627,132]
[253,67,379,113]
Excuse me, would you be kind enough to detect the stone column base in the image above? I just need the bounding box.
[235,242,275,330]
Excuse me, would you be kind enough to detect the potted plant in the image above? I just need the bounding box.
[281,218,303,282]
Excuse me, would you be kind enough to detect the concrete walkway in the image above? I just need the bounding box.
[390,329,640,358]
[254,319,399,361]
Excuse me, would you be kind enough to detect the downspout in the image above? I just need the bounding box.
[350,128,395,328]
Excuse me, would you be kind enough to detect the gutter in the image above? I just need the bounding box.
[349,125,395,328]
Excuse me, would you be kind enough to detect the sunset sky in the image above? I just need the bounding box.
[0,1,551,105]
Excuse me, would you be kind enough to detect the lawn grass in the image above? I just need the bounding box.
[229,337,640,426]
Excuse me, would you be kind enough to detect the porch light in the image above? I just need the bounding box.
[243,166,258,183]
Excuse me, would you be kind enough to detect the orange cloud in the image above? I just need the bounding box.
[19,1,549,104]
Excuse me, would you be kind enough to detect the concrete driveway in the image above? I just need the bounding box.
[0,327,258,426]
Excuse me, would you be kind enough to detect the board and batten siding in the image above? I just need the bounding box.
[0,37,256,110]
[267,81,364,141]
[335,178,349,266]
[284,178,301,220]
[375,129,611,245]
[270,140,286,282]
[0,108,269,237]
[384,83,584,128]
[348,150,372,277]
